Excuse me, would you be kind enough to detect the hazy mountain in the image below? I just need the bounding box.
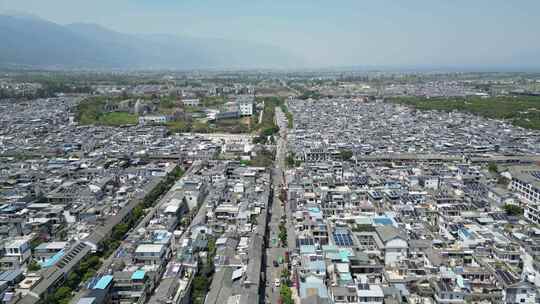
[0,14,300,69]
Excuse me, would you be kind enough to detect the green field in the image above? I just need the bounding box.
[97,112,138,126]
[388,96,540,130]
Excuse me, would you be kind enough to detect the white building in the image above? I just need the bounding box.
[183,98,200,107]
[357,281,384,304]
[4,238,31,264]
[375,226,408,266]
[509,166,540,224]
[138,115,170,125]
[237,96,254,116]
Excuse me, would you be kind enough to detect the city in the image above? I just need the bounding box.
[1,71,540,304]
[1,1,540,304]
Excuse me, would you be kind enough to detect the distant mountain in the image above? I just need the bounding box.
[0,14,301,69]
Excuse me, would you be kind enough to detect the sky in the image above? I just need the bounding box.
[1,0,540,69]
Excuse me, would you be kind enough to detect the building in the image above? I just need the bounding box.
[3,239,31,265]
[503,281,537,304]
[215,111,239,120]
[134,244,167,266]
[237,96,255,116]
[509,166,540,224]
[33,242,68,263]
[138,115,171,126]
[182,99,200,107]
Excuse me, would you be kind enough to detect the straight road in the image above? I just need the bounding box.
[264,106,296,304]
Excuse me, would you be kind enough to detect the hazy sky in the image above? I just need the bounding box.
[1,0,540,68]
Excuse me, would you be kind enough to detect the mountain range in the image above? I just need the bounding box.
[0,14,301,70]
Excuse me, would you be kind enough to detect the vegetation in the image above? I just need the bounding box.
[191,236,217,304]
[27,260,41,271]
[339,149,353,161]
[503,204,524,216]
[280,104,294,128]
[298,90,322,100]
[213,118,250,133]
[278,222,288,247]
[77,97,138,126]
[497,176,511,186]
[286,153,302,168]
[281,268,291,287]
[279,285,294,304]
[200,96,227,108]
[387,95,540,130]
[247,149,275,167]
[488,162,499,173]
[46,254,102,304]
[97,112,138,126]
[47,166,184,304]
[256,96,283,135]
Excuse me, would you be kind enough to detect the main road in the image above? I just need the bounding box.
[264,106,296,304]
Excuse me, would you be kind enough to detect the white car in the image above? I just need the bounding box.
[274,278,281,287]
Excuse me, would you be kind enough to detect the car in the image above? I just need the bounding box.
[273,260,279,267]
[274,278,281,287]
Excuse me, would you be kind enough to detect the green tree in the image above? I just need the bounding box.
[53,287,72,303]
[339,149,353,161]
[112,223,129,240]
[488,162,499,173]
[66,271,80,289]
[280,285,294,304]
[28,260,41,271]
[503,204,523,216]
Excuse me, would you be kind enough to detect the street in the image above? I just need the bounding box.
[264,106,296,304]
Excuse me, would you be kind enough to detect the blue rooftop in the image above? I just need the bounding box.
[131,270,146,280]
[300,245,316,255]
[93,275,113,290]
[39,250,64,268]
[373,217,393,226]
[459,228,472,239]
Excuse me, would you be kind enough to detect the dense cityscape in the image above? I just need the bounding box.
[0,70,539,304]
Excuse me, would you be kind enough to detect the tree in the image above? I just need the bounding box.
[66,271,80,289]
[286,153,296,168]
[503,204,523,216]
[280,285,294,304]
[112,223,129,240]
[339,149,353,161]
[53,287,72,303]
[488,162,499,173]
[28,260,41,271]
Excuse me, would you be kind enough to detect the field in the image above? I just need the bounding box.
[97,112,138,126]
[76,95,288,135]
[387,96,540,130]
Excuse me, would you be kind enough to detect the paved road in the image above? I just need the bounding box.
[264,106,296,304]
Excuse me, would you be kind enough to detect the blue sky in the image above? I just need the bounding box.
[1,0,540,68]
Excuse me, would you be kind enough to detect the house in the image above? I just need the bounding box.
[356,281,384,304]
[374,226,408,266]
[134,244,167,266]
[300,275,329,301]
[488,187,515,205]
[3,239,31,265]
[503,281,537,304]
[111,270,151,304]
[33,242,68,263]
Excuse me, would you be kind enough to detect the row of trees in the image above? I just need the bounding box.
[46,166,184,304]
[191,237,217,304]
[388,95,540,130]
